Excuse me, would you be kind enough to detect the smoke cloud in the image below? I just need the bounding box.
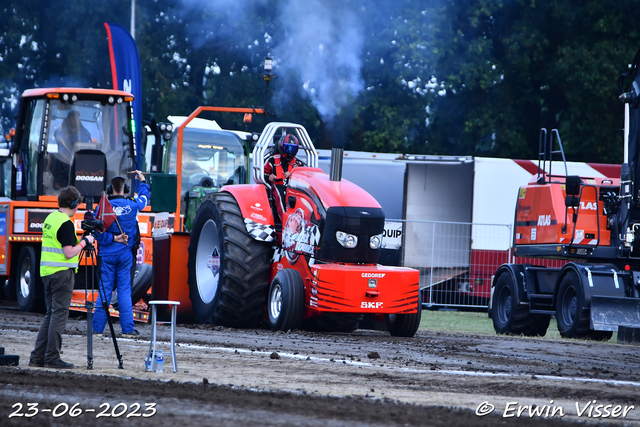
[272,0,365,128]
[178,0,366,131]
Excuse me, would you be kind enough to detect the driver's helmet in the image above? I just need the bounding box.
[277,134,299,159]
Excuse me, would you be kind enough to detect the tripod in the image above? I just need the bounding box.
[81,239,124,370]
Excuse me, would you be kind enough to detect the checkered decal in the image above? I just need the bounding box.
[272,247,285,263]
[309,225,321,246]
[244,218,276,242]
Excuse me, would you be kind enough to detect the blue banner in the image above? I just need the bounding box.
[105,22,142,169]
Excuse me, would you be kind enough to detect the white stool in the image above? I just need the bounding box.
[146,300,180,373]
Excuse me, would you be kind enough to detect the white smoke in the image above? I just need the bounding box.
[177,0,366,127]
[272,0,365,126]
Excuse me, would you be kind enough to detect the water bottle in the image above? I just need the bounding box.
[156,350,164,373]
[144,354,151,372]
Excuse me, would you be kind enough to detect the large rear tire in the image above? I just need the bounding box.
[385,292,422,337]
[492,273,550,336]
[16,246,45,313]
[268,269,305,331]
[187,192,270,327]
[556,271,612,341]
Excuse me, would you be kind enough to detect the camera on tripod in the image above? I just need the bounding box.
[81,208,103,236]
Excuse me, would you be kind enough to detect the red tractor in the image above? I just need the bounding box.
[185,122,421,336]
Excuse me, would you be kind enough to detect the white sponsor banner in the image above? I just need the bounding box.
[152,212,169,239]
[382,221,402,250]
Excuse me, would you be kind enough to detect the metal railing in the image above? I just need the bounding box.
[387,220,513,310]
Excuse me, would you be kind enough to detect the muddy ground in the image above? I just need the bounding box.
[0,303,639,426]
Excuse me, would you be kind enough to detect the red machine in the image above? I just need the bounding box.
[185,123,421,336]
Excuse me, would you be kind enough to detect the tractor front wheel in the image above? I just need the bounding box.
[268,269,305,331]
[385,292,422,337]
[187,192,270,327]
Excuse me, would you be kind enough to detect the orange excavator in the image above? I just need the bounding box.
[489,49,640,340]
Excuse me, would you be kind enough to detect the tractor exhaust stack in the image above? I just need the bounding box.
[330,147,344,181]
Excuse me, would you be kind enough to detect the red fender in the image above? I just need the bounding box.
[222,184,276,242]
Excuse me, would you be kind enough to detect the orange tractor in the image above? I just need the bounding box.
[0,87,156,315]
[490,50,640,339]
[185,123,422,336]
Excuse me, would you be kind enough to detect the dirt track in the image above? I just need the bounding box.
[1,304,639,426]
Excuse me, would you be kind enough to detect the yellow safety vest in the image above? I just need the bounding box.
[40,211,79,276]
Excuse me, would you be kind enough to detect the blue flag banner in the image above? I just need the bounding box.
[104,22,142,169]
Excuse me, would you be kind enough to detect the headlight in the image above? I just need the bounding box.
[336,231,358,248]
[369,234,382,249]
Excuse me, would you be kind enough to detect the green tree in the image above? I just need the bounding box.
[3,0,640,164]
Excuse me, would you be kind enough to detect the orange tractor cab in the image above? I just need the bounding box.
[0,87,156,315]
[490,49,640,340]
[185,122,422,336]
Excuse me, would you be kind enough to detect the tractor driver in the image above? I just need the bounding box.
[50,110,92,188]
[54,110,92,155]
[264,134,303,219]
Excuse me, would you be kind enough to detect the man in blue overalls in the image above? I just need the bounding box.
[93,171,149,336]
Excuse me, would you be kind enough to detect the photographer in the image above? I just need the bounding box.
[92,171,149,337]
[29,186,95,369]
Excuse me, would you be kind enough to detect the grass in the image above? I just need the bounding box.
[418,309,618,342]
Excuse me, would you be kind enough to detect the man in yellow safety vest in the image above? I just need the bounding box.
[29,186,95,369]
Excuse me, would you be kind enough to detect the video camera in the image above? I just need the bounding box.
[81,202,103,236]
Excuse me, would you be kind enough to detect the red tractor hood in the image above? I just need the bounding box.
[288,167,381,210]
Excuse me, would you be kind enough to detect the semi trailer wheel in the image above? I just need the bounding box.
[268,269,305,331]
[16,246,45,313]
[491,273,550,336]
[385,292,422,337]
[555,272,612,341]
[187,192,270,328]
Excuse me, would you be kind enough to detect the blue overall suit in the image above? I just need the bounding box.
[93,180,150,334]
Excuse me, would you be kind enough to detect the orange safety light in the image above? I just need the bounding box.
[46,93,60,99]
[243,113,253,124]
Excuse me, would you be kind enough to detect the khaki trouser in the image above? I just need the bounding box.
[30,269,74,364]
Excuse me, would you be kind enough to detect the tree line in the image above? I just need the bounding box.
[1,0,640,163]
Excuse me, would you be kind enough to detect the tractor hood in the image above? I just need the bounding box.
[289,167,384,264]
[288,168,381,210]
